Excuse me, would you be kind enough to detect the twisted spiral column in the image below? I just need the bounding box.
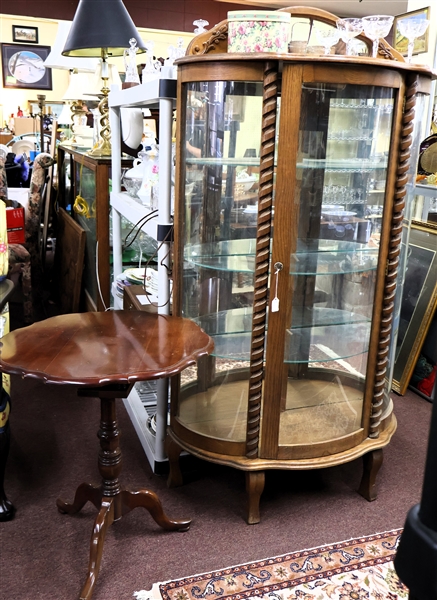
[369,75,419,439]
[245,62,278,458]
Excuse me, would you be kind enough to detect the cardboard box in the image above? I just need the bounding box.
[14,117,34,136]
[6,206,25,244]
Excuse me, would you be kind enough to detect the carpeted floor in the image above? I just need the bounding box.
[0,369,431,599]
[134,529,407,600]
[0,264,432,600]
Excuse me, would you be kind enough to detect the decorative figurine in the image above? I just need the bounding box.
[124,38,140,84]
[163,38,185,79]
[174,37,186,58]
[142,40,161,83]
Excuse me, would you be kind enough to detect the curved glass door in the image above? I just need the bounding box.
[276,82,395,449]
[178,79,264,445]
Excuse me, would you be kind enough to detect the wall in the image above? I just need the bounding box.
[0,0,265,125]
[0,16,67,127]
[1,2,436,132]
[0,1,264,33]
[0,13,194,127]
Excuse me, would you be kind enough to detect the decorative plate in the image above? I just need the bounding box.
[10,139,36,156]
[419,143,437,175]
[123,268,146,284]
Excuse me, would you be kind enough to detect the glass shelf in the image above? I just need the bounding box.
[327,135,373,141]
[196,306,370,334]
[194,306,370,364]
[298,158,387,171]
[329,102,393,113]
[186,156,387,171]
[186,157,260,167]
[186,239,379,275]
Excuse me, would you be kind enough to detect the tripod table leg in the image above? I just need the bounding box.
[79,499,114,600]
[57,482,102,515]
[121,488,191,531]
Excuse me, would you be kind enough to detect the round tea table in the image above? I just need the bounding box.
[0,310,213,599]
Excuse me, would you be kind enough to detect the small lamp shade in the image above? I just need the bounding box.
[62,0,147,57]
[44,21,99,72]
[57,102,73,125]
[87,63,122,96]
[63,71,99,101]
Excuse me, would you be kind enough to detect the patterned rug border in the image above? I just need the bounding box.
[135,528,404,600]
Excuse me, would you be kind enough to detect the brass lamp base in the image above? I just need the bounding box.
[88,139,112,156]
[87,72,111,157]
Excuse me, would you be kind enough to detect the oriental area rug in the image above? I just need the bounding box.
[133,529,408,600]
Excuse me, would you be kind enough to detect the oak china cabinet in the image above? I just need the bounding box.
[166,7,436,523]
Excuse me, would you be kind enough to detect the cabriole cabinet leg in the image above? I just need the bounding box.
[165,434,184,488]
[358,448,383,501]
[245,471,265,524]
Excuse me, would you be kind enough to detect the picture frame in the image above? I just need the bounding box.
[1,43,52,90]
[392,221,437,395]
[12,25,38,44]
[393,7,431,57]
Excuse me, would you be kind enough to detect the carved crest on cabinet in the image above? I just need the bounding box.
[189,22,228,55]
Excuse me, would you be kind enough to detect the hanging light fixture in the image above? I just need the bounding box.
[62,0,146,156]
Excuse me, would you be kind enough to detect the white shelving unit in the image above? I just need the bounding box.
[413,183,437,222]
[109,78,177,473]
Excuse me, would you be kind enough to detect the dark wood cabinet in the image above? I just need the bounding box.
[57,145,131,311]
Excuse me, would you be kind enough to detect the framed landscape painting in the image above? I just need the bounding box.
[12,25,38,44]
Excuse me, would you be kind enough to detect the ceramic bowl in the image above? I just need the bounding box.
[236,176,257,192]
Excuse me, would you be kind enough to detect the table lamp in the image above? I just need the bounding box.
[62,0,146,156]
[45,21,99,146]
[62,71,98,145]
[86,62,122,152]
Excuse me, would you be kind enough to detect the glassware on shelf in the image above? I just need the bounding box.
[122,175,142,198]
[137,144,160,210]
[362,15,394,58]
[315,28,341,55]
[397,17,430,63]
[336,18,363,55]
[122,144,147,201]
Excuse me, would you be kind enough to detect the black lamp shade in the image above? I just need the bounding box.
[62,0,146,58]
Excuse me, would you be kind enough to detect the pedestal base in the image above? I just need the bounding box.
[59,390,190,600]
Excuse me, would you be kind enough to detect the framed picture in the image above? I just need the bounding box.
[393,7,431,57]
[12,25,38,44]
[1,43,52,90]
[392,222,437,395]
